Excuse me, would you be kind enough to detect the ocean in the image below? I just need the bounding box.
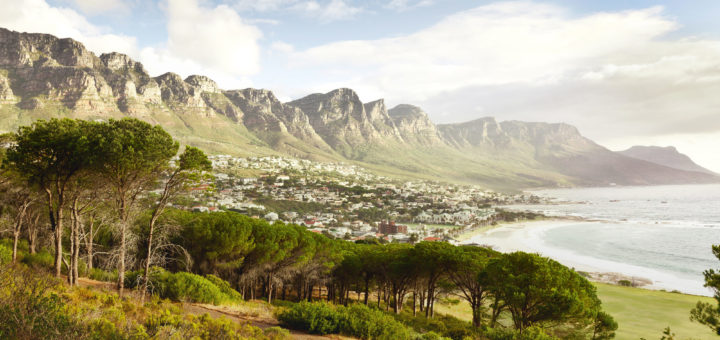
[501,184,720,296]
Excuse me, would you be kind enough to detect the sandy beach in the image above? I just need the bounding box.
[459,219,712,296]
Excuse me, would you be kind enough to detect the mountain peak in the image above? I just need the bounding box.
[619,145,716,175]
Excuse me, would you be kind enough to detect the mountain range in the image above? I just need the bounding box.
[0,27,717,190]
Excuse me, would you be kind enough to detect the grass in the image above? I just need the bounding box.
[436,283,716,340]
[595,283,715,340]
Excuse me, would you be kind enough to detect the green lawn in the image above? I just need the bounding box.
[436,283,716,340]
[596,283,715,340]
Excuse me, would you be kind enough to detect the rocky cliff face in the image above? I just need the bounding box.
[438,117,508,149]
[387,104,443,146]
[288,88,404,157]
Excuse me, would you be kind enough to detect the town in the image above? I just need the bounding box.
[176,155,545,244]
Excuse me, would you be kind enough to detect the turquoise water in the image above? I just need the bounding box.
[509,184,720,295]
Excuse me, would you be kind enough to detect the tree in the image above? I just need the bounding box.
[691,245,720,334]
[447,245,499,327]
[141,146,211,299]
[177,211,256,277]
[6,119,97,277]
[411,241,454,317]
[94,118,178,296]
[592,311,618,339]
[483,252,602,332]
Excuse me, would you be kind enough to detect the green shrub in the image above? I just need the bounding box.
[278,301,340,335]
[124,270,143,288]
[482,326,559,340]
[617,280,633,287]
[0,266,85,339]
[205,274,243,301]
[0,238,28,253]
[264,326,291,340]
[417,331,452,340]
[150,269,237,304]
[338,303,411,340]
[395,311,477,340]
[21,250,54,269]
[88,268,118,282]
[0,245,11,265]
[278,302,412,339]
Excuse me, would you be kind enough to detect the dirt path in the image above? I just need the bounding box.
[75,277,352,339]
[184,303,352,340]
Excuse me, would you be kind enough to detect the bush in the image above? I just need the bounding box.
[0,245,11,265]
[150,269,239,304]
[0,266,85,339]
[278,301,340,335]
[395,312,477,340]
[21,250,54,269]
[278,302,412,339]
[483,326,559,340]
[88,268,118,282]
[264,326,291,340]
[338,303,411,340]
[205,274,243,301]
[617,280,633,287]
[417,331,452,340]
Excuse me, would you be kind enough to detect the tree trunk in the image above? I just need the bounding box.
[363,277,370,305]
[412,292,417,316]
[47,188,64,278]
[12,230,19,264]
[85,217,94,271]
[27,214,39,255]
[142,213,160,302]
[471,301,481,327]
[70,197,80,286]
[118,220,127,297]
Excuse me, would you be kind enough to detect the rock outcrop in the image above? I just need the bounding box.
[387,104,443,146]
[288,88,404,157]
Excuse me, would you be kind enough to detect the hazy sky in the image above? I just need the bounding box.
[3,0,720,171]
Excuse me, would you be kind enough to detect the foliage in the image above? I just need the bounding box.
[88,268,118,283]
[592,311,618,339]
[0,244,11,265]
[691,244,720,335]
[482,252,602,332]
[279,302,412,339]
[21,249,54,270]
[0,265,84,339]
[394,311,478,340]
[482,326,559,340]
[617,280,632,287]
[278,301,340,335]
[150,268,242,304]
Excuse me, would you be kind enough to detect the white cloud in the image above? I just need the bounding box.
[139,0,262,86]
[72,0,131,15]
[233,0,297,12]
[384,0,433,11]
[233,0,362,21]
[0,0,138,56]
[287,2,679,100]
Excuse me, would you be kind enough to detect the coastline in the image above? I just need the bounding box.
[458,218,711,296]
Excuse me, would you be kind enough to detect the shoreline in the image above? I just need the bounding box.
[458,219,711,296]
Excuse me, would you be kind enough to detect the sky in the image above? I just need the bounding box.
[2,0,720,171]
